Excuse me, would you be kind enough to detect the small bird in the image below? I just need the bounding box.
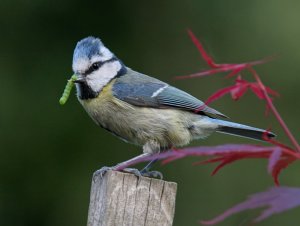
[72,37,275,178]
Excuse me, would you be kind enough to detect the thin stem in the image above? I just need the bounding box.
[249,67,300,152]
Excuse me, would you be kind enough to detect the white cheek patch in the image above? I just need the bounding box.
[72,58,89,73]
[86,61,122,92]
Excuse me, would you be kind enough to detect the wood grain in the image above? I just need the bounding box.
[87,170,177,226]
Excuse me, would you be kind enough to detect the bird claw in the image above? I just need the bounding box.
[124,168,163,179]
[140,170,163,179]
[122,168,142,177]
[93,166,117,180]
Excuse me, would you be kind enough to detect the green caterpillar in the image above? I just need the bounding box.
[59,74,77,105]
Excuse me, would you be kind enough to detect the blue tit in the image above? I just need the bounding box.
[72,37,275,178]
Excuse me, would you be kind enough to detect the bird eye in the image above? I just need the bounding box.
[85,61,102,75]
[91,62,100,70]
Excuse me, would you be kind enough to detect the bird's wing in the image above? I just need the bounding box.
[112,68,227,118]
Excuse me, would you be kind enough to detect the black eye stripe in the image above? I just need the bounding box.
[83,57,118,76]
[84,61,103,75]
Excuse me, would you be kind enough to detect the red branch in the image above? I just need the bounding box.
[181,29,298,153]
[249,67,300,152]
[176,29,300,225]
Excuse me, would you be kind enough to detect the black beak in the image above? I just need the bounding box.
[74,77,85,84]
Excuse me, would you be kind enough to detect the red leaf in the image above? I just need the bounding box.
[173,30,300,224]
[205,85,238,105]
[175,64,250,80]
[224,68,243,79]
[271,156,296,186]
[187,29,218,68]
[120,143,299,185]
[175,30,273,80]
[201,187,300,225]
[265,86,280,97]
[211,155,244,175]
[267,148,282,175]
[230,83,248,100]
[175,68,233,80]
[249,83,279,100]
[205,76,251,103]
[250,83,265,99]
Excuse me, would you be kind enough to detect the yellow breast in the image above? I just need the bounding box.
[79,79,134,128]
[78,79,212,150]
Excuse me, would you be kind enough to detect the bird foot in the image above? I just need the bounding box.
[93,166,163,180]
[123,168,163,179]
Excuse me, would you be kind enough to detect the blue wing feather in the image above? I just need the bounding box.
[112,68,226,118]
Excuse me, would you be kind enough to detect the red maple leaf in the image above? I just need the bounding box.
[201,186,300,225]
[205,75,279,105]
[179,29,299,152]
[175,29,274,80]
[118,29,300,225]
[120,143,299,186]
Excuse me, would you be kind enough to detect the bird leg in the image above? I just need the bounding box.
[94,153,162,179]
[94,140,164,179]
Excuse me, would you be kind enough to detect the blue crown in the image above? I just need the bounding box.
[73,37,103,62]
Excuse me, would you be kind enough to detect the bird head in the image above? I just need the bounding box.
[72,37,126,99]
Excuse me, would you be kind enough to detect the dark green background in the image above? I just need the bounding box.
[1,0,299,225]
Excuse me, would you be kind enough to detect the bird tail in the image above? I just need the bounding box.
[210,119,276,141]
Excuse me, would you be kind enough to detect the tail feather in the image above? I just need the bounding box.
[210,119,276,141]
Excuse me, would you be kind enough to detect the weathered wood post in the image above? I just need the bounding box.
[87,170,177,226]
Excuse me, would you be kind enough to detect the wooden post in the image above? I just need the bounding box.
[87,170,177,226]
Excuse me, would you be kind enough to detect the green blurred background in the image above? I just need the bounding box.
[1,0,299,225]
